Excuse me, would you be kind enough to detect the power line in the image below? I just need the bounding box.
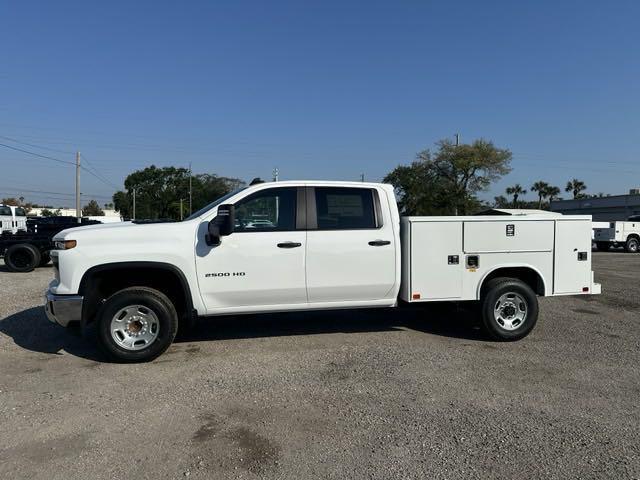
[0,185,113,199]
[80,154,120,189]
[0,142,75,165]
[0,134,75,155]
[0,135,121,191]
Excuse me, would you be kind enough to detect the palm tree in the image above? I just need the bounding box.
[530,181,550,209]
[565,178,587,199]
[545,185,561,202]
[505,184,527,207]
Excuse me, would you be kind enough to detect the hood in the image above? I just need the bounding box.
[53,219,196,241]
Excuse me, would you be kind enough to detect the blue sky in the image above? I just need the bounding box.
[1,0,638,207]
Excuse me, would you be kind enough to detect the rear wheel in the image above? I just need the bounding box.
[97,287,178,362]
[625,237,639,253]
[596,242,610,251]
[4,243,41,272]
[481,278,538,341]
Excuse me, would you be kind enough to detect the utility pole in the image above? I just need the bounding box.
[188,162,193,215]
[453,139,458,217]
[360,173,365,182]
[132,188,136,221]
[273,167,279,182]
[75,151,81,223]
[180,199,184,221]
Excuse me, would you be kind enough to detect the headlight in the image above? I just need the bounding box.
[55,240,77,250]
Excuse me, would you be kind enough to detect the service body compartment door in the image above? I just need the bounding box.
[463,221,554,253]
[410,221,463,300]
[553,219,592,294]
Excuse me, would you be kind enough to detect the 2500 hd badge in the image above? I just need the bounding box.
[205,272,246,278]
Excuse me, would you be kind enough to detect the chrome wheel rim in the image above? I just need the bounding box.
[494,293,527,331]
[110,305,160,351]
[630,240,639,252]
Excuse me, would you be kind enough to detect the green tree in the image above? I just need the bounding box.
[545,185,561,202]
[493,195,510,208]
[565,178,587,199]
[82,199,105,216]
[530,181,550,209]
[112,165,244,220]
[384,138,512,215]
[505,184,527,207]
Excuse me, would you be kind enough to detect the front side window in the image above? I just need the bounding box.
[314,187,377,229]
[234,187,297,232]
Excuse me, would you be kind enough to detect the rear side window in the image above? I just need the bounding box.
[314,187,377,229]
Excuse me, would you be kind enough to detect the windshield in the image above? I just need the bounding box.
[184,187,247,221]
[0,206,11,216]
[15,207,26,216]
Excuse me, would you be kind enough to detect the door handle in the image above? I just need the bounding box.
[277,242,302,248]
[368,240,391,246]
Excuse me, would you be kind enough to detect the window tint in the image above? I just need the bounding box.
[234,187,297,232]
[15,208,26,216]
[314,187,377,229]
[0,206,11,216]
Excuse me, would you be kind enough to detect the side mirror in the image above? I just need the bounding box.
[205,204,234,246]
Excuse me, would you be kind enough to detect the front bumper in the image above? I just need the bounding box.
[44,291,83,327]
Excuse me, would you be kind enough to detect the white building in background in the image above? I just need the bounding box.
[28,207,123,223]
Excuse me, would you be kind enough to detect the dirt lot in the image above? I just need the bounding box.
[0,252,639,479]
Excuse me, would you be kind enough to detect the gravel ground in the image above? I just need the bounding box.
[0,253,639,479]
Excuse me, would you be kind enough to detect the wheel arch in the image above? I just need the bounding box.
[78,261,195,327]
[477,265,547,299]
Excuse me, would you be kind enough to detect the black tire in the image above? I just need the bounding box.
[96,287,178,363]
[624,237,639,253]
[481,278,538,341]
[596,242,610,251]
[4,243,41,272]
[39,252,51,266]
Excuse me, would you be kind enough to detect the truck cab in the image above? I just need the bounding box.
[0,205,28,234]
[44,181,599,362]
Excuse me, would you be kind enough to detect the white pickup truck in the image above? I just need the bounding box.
[45,181,601,362]
[593,218,640,253]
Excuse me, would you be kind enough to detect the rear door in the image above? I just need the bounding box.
[553,219,592,294]
[305,186,396,303]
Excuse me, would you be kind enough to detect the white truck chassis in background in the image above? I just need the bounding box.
[594,221,640,253]
[44,181,601,362]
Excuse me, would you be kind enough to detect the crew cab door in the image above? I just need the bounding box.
[195,187,307,311]
[305,186,397,304]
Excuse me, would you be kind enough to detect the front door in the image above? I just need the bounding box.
[196,187,307,311]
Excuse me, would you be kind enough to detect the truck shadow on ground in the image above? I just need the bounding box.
[0,306,106,361]
[178,304,486,344]
[0,304,486,361]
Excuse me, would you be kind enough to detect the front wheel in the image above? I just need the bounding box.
[97,287,178,362]
[481,278,538,341]
[625,237,639,253]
